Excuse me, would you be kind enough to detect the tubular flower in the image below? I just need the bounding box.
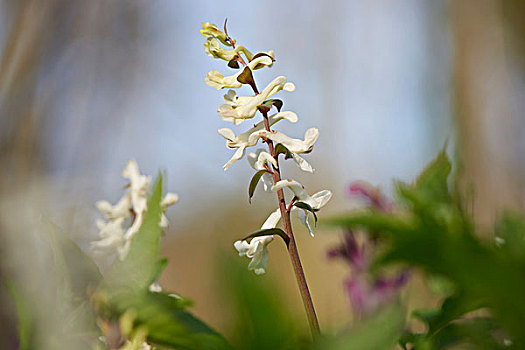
[234,209,281,274]
[203,37,254,62]
[205,54,274,90]
[217,76,295,125]
[204,38,236,61]
[91,160,178,260]
[272,179,332,236]
[200,22,232,46]
[218,111,298,169]
[248,149,276,191]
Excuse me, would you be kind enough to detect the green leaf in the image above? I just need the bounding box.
[242,228,289,246]
[227,59,240,69]
[248,170,269,203]
[274,143,292,159]
[322,211,414,234]
[418,291,487,335]
[403,147,451,204]
[236,66,256,90]
[293,201,318,225]
[429,318,501,350]
[106,176,164,292]
[5,280,34,350]
[112,291,232,350]
[153,258,169,282]
[495,210,525,260]
[316,303,406,350]
[43,218,102,302]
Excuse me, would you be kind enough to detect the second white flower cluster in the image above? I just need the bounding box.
[91,160,178,261]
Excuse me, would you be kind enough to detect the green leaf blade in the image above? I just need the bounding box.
[107,176,164,292]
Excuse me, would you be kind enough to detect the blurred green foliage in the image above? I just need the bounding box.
[7,176,231,350]
[326,149,525,349]
[5,150,525,349]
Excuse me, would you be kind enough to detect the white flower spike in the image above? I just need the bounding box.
[202,22,331,283]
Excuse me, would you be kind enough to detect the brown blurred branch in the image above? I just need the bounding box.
[451,0,524,233]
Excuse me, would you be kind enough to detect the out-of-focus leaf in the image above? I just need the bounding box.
[222,258,300,350]
[316,303,406,350]
[43,218,102,303]
[410,147,451,204]
[429,318,502,350]
[106,176,164,292]
[326,150,525,347]
[419,291,487,335]
[153,258,169,282]
[112,291,231,350]
[5,280,34,350]
[322,211,414,234]
[495,211,525,260]
[242,228,289,246]
[248,170,270,203]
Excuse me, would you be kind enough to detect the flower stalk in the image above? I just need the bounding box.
[230,38,320,336]
[201,20,331,336]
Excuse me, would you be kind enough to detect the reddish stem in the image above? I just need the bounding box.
[227,32,320,336]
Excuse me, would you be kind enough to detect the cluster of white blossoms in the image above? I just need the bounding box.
[91,159,178,260]
[201,22,332,274]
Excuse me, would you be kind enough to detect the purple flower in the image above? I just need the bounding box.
[328,183,409,317]
[348,180,392,212]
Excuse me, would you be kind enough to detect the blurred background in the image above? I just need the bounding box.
[0,0,523,347]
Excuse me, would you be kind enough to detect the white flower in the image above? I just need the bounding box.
[148,282,162,293]
[257,128,318,173]
[234,209,281,274]
[272,179,332,236]
[203,37,254,62]
[92,160,178,261]
[247,149,276,191]
[258,127,319,154]
[96,194,131,220]
[204,38,236,61]
[122,159,151,216]
[91,218,130,260]
[200,22,231,46]
[160,192,179,229]
[217,76,295,125]
[218,111,298,169]
[205,54,274,90]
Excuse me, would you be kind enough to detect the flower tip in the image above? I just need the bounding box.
[284,82,296,92]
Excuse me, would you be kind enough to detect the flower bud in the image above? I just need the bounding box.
[200,22,233,46]
[204,38,237,61]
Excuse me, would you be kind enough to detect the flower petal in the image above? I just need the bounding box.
[223,146,246,170]
[295,208,315,237]
[261,208,282,229]
[292,154,314,173]
[217,76,295,124]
